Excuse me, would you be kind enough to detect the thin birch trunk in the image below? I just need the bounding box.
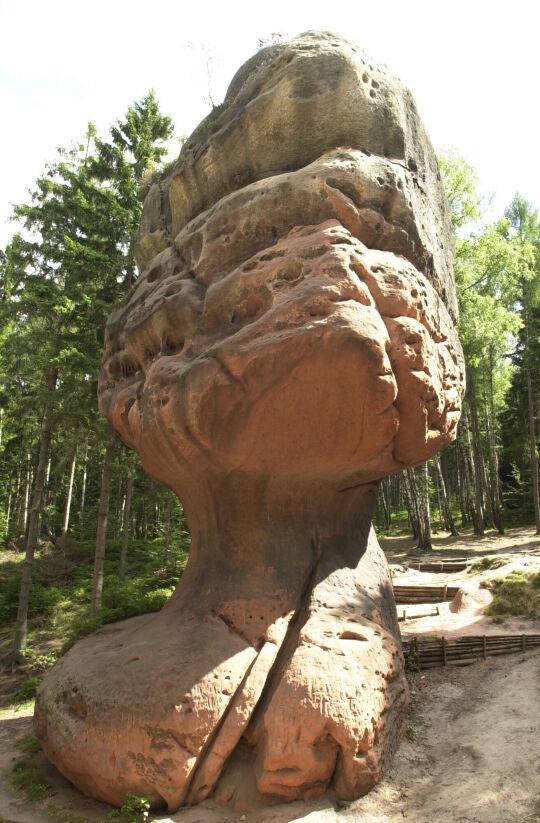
[119,468,135,581]
[79,441,88,538]
[420,462,432,550]
[62,445,77,536]
[23,453,31,532]
[164,491,172,566]
[91,435,116,610]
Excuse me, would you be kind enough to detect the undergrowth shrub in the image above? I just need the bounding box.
[10,758,51,802]
[14,676,41,702]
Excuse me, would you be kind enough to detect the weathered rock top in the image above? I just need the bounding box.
[136,30,456,321]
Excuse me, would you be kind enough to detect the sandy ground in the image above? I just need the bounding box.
[1,527,539,823]
[384,526,540,639]
[1,651,539,823]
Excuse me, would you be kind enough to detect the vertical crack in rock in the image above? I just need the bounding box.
[174,649,261,808]
[242,535,323,743]
[186,535,323,805]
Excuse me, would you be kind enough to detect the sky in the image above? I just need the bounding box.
[0,0,539,248]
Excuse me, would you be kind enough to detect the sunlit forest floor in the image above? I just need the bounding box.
[0,527,539,822]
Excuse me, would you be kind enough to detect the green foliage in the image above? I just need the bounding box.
[14,676,41,702]
[0,534,188,660]
[46,809,93,823]
[485,571,540,617]
[439,149,482,231]
[403,647,419,672]
[107,793,151,823]
[406,721,418,741]
[9,757,51,802]
[16,732,42,754]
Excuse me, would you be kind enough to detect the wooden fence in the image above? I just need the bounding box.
[407,559,469,572]
[393,584,460,604]
[403,634,540,670]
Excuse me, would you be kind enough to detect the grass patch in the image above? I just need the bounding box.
[467,555,507,574]
[46,807,94,823]
[14,676,41,702]
[485,571,540,618]
[406,721,418,741]
[107,793,151,822]
[9,757,52,802]
[16,732,41,754]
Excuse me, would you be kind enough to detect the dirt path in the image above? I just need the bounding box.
[383,525,540,640]
[1,650,539,823]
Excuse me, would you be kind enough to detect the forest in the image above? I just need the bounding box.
[0,90,539,674]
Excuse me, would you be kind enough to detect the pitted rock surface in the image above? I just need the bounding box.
[35,31,464,813]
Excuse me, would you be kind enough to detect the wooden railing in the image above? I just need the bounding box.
[403,634,540,670]
[393,584,460,604]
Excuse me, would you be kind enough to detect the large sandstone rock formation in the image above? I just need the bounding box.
[35,32,465,812]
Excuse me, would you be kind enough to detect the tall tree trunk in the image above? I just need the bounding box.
[404,468,423,546]
[62,445,77,536]
[467,375,494,529]
[379,480,390,530]
[164,490,172,566]
[114,447,125,539]
[13,369,57,657]
[79,440,88,538]
[5,486,12,541]
[91,434,116,610]
[434,454,457,535]
[461,409,484,536]
[14,468,21,533]
[23,452,31,532]
[419,462,432,550]
[486,350,504,533]
[526,365,540,534]
[119,467,135,581]
[521,280,540,534]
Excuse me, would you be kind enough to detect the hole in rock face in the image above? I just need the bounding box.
[340,630,368,641]
[146,266,162,284]
[163,336,183,356]
[370,89,376,99]
[259,248,287,262]
[278,259,305,282]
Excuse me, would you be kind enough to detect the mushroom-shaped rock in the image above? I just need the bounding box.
[35,31,465,812]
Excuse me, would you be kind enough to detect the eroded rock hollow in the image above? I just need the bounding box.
[35,32,465,811]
